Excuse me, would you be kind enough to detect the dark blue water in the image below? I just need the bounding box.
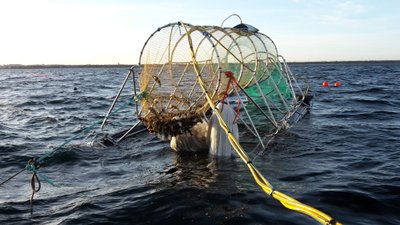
[0,63,399,225]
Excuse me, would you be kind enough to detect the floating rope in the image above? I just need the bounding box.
[38,96,133,166]
[0,96,135,212]
[182,23,341,225]
[0,168,25,187]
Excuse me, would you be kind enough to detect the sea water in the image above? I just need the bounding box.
[0,62,399,225]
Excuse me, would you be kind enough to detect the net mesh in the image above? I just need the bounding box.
[138,22,292,136]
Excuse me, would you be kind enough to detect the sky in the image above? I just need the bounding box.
[0,0,399,64]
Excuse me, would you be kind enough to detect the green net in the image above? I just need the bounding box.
[137,22,295,137]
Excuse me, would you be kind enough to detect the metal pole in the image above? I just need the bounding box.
[231,84,265,149]
[264,64,290,111]
[100,70,132,129]
[238,84,279,129]
[131,66,139,117]
[253,78,279,127]
[116,121,142,143]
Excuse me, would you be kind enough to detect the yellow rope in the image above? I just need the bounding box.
[181,22,341,225]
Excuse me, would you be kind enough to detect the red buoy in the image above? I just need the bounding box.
[322,81,329,87]
[334,81,341,87]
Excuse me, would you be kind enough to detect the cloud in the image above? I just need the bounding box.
[316,0,369,25]
[338,0,367,14]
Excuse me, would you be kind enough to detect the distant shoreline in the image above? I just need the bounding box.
[1,60,399,69]
[288,60,400,65]
[0,64,133,69]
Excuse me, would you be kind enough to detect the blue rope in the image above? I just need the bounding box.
[26,163,54,186]
[28,96,135,185]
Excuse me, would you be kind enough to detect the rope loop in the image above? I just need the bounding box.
[26,158,42,193]
[31,171,41,193]
[26,158,41,214]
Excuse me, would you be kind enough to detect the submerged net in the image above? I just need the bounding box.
[138,22,295,137]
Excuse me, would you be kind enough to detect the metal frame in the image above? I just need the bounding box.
[101,20,310,152]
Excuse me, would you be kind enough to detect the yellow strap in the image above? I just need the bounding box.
[181,22,341,225]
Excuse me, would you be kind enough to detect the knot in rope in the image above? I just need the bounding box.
[26,158,40,172]
[1,94,135,213]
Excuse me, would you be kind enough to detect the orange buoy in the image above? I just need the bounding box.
[322,81,329,87]
[334,81,341,87]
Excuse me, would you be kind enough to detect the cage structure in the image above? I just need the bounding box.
[99,19,340,225]
[136,20,309,147]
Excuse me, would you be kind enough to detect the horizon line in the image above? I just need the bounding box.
[1,60,400,69]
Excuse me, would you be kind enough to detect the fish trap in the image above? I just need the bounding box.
[136,17,307,141]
